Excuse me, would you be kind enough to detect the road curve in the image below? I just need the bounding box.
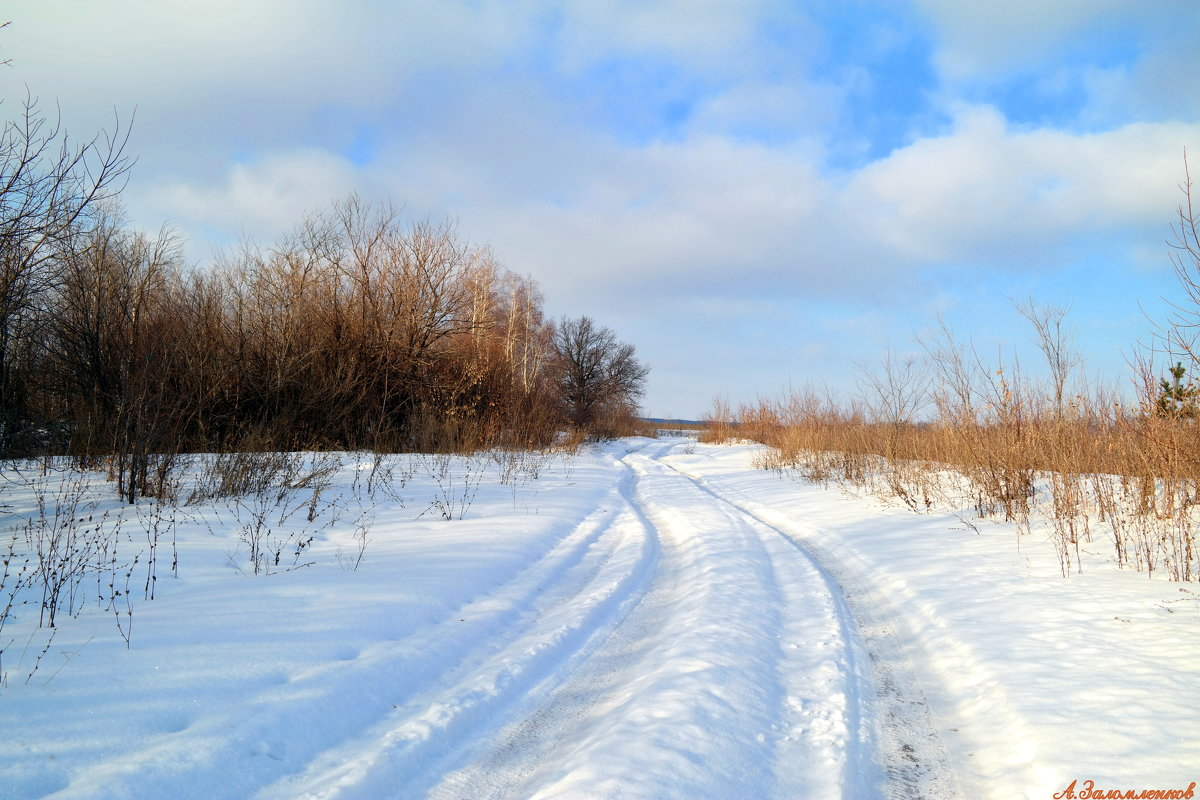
[261,439,958,799]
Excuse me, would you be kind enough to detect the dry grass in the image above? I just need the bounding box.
[707,388,1198,582]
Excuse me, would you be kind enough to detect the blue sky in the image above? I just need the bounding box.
[4,1,1198,418]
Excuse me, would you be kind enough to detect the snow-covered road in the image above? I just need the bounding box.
[263,439,948,799]
[4,438,1197,799]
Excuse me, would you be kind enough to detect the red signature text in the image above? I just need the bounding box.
[1054,779,1197,800]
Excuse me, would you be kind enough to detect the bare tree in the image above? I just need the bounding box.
[917,315,979,424]
[550,315,649,433]
[1014,296,1079,415]
[858,349,930,427]
[499,272,548,396]
[41,209,185,497]
[1155,152,1200,375]
[0,95,133,451]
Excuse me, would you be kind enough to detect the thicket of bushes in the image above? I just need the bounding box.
[0,99,649,496]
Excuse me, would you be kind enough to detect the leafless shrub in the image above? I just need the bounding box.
[211,452,343,576]
[0,459,174,688]
[700,395,736,444]
[335,506,373,572]
[364,452,415,506]
[418,451,486,521]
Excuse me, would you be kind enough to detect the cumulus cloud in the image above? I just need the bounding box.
[1080,27,1200,124]
[132,101,1197,315]
[445,109,1194,311]
[464,136,841,303]
[913,0,1200,131]
[844,107,1198,266]
[140,149,367,248]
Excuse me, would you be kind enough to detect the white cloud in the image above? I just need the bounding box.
[686,81,839,141]
[3,0,800,125]
[914,0,1191,79]
[843,106,1198,266]
[553,0,783,73]
[135,103,1198,314]
[1080,30,1200,124]
[140,149,366,247]
[1,0,544,174]
[464,135,842,305]
[4,0,530,101]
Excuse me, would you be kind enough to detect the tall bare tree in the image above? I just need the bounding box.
[1157,153,1200,378]
[857,349,930,427]
[917,315,979,424]
[1014,296,1079,415]
[0,96,133,451]
[550,315,648,434]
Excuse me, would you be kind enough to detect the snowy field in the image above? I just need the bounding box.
[1,437,1197,799]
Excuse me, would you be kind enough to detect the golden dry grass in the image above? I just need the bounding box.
[704,389,1197,582]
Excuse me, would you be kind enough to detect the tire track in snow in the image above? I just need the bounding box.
[425,439,875,799]
[422,442,681,799]
[45,451,653,800]
[661,450,964,800]
[254,448,662,800]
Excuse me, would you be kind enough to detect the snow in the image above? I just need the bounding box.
[1,438,1197,799]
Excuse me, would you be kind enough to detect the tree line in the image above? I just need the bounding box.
[0,98,649,488]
